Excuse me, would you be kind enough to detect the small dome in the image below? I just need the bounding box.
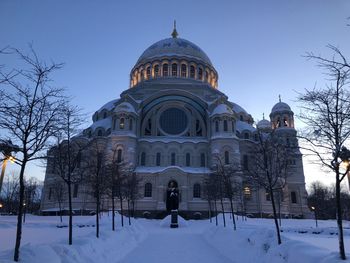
[257,119,271,129]
[271,102,291,113]
[114,102,137,114]
[136,37,213,67]
[210,104,234,117]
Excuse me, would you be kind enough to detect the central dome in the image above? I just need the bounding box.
[136,37,213,67]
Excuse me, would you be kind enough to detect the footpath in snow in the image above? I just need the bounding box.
[0,214,349,263]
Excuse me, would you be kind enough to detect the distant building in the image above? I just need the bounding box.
[41,27,309,219]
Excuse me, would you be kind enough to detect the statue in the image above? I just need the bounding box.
[166,181,179,212]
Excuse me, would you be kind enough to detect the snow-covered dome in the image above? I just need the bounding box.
[210,104,234,117]
[136,37,213,67]
[271,102,291,113]
[114,102,137,115]
[257,119,271,129]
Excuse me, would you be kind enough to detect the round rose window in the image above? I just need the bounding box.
[159,108,188,135]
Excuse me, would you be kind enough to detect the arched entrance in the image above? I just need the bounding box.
[166,180,179,212]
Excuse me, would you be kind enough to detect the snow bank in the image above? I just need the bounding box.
[159,214,188,228]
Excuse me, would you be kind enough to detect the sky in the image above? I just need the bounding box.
[0,0,350,188]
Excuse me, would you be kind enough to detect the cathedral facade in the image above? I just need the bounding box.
[41,29,310,219]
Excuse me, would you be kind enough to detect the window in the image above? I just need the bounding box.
[171,153,176,166]
[200,153,205,167]
[215,121,219,132]
[76,152,81,168]
[140,69,144,80]
[254,134,258,141]
[181,64,187,77]
[232,122,235,132]
[172,63,177,76]
[240,115,243,121]
[146,67,151,79]
[244,186,251,200]
[140,152,146,166]
[186,153,191,166]
[163,64,168,77]
[291,191,297,203]
[223,120,228,131]
[244,133,249,139]
[129,119,133,131]
[159,108,188,135]
[198,68,203,80]
[286,138,290,147]
[205,71,209,82]
[154,65,159,77]
[283,117,289,127]
[144,183,152,197]
[103,112,107,119]
[97,130,103,137]
[243,155,248,170]
[117,149,123,163]
[73,184,79,198]
[156,152,161,166]
[193,183,201,198]
[119,118,125,129]
[48,187,52,200]
[224,151,229,165]
[266,190,271,201]
[190,65,195,78]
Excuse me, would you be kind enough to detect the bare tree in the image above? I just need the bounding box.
[1,171,20,214]
[0,46,65,261]
[84,138,109,238]
[124,170,140,225]
[203,174,215,223]
[244,129,289,245]
[297,45,350,260]
[52,180,66,223]
[51,103,86,244]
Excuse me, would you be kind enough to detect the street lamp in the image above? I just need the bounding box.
[0,140,19,195]
[310,206,318,228]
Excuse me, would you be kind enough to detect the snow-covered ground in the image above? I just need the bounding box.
[0,213,349,262]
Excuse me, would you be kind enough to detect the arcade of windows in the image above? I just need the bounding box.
[139,151,206,167]
[130,60,218,89]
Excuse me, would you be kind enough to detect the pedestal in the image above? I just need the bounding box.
[170,209,178,228]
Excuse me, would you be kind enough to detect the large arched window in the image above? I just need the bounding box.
[140,152,146,166]
[129,119,133,131]
[172,63,178,76]
[156,152,161,166]
[190,65,195,78]
[117,149,123,163]
[200,153,205,167]
[144,183,152,197]
[119,118,125,129]
[186,153,191,167]
[198,68,203,80]
[223,120,228,131]
[205,71,209,82]
[193,183,201,198]
[181,64,187,77]
[163,64,169,77]
[146,67,151,79]
[154,65,159,77]
[224,151,229,165]
[171,152,176,166]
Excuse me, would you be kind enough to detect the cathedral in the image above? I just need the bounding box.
[41,27,310,219]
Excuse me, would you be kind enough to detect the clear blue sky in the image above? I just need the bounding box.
[1,0,349,187]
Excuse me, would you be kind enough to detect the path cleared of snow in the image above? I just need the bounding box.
[0,214,349,263]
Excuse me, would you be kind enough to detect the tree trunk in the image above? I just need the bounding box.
[13,161,26,262]
[214,200,218,226]
[68,181,73,245]
[336,171,346,260]
[127,199,131,226]
[96,193,100,238]
[220,197,226,227]
[58,201,63,223]
[229,198,236,230]
[112,195,115,231]
[270,188,282,245]
[208,200,212,223]
[120,195,124,227]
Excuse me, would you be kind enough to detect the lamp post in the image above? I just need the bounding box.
[310,206,318,228]
[0,140,19,195]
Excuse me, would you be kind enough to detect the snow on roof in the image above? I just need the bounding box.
[135,166,211,174]
[97,99,119,112]
[257,119,271,129]
[114,102,137,114]
[89,117,112,131]
[210,104,234,117]
[271,102,291,113]
[236,120,256,132]
[231,103,247,114]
